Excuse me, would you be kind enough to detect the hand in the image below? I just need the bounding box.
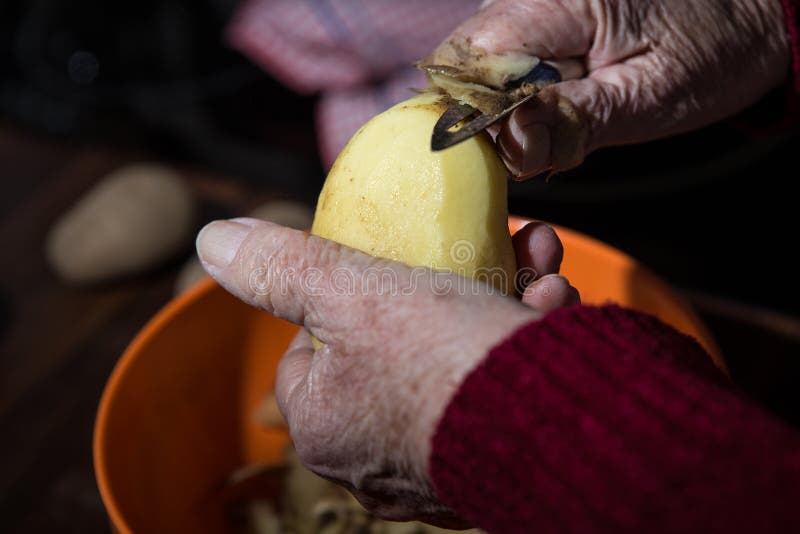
[196,218,578,526]
[429,0,790,178]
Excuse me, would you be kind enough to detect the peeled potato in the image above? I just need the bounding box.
[312,93,516,291]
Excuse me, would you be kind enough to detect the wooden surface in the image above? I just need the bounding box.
[1,124,799,533]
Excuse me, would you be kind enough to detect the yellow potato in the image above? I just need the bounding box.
[312,92,516,293]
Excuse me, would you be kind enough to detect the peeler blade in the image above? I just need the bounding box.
[430,62,562,151]
[431,93,538,151]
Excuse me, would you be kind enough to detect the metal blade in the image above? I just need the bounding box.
[431,93,539,151]
[431,103,475,151]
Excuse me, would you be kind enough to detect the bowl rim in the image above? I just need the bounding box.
[93,275,219,534]
[93,217,721,533]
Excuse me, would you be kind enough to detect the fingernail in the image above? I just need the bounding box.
[566,285,581,306]
[539,273,568,283]
[515,169,552,182]
[536,275,580,305]
[501,116,551,180]
[229,217,265,228]
[524,273,562,292]
[519,123,550,175]
[196,220,250,276]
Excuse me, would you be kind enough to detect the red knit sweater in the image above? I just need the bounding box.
[429,305,800,533]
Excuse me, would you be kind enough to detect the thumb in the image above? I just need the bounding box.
[195,217,412,347]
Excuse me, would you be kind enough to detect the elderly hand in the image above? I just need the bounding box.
[430,0,790,178]
[196,218,578,526]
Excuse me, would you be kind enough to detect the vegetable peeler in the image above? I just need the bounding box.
[430,62,562,151]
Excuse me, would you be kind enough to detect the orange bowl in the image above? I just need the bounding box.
[94,217,721,533]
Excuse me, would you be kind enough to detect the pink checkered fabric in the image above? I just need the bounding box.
[227,0,480,167]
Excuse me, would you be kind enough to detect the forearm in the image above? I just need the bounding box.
[430,305,800,533]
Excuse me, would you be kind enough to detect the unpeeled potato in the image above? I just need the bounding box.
[45,163,195,284]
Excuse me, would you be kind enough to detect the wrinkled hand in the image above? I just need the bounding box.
[431,0,790,178]
[196,218,577,526]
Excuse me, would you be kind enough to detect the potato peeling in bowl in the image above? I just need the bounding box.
[226,446,483,534]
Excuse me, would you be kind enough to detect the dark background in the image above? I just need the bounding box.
[1,1,798,532]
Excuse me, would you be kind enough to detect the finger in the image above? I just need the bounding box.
[499,49,739,180]
[195,218,412,343]
[522,273,580,312]
[423,0,596,91]
[196,218,347,325]
[274,329,315,424]
[255,392,286,428]
[288,326,315,352]
[512,222,563,282]
[451,0,595,61]
[497,103,553,180]
[544,59,586,81]
[497,78,613,178]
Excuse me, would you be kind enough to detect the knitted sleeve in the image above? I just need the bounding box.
[430,305,800,533]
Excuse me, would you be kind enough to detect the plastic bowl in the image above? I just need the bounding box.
[94,217,721,533]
